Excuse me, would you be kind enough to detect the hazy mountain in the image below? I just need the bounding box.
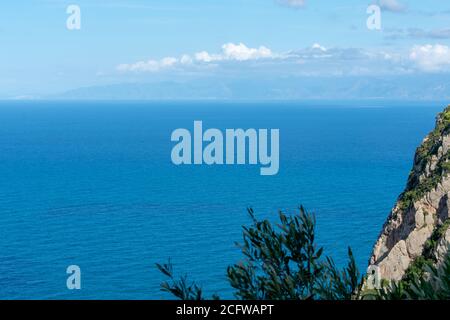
[49,75,450,101]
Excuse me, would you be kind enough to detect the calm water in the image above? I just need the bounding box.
[0,101,443,299]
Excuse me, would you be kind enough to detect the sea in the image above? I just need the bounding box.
[0,100,445,299]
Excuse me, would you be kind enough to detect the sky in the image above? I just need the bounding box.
[1,0,450,99]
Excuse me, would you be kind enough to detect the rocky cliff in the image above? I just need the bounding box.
[370,105,450,281]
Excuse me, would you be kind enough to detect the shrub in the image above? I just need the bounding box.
[157,206,361,300]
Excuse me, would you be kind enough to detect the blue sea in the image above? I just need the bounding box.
[0,101,444,299]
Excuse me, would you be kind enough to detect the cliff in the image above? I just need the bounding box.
[370,105,450,281]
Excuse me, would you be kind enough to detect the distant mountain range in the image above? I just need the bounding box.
[47,75,450,101]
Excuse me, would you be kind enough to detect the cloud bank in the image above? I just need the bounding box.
[118,43,275,72]
[195,43,274,62]
[117,42,450,76]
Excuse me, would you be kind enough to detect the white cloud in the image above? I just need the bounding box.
[376,0,406,13]
[276,0,306,8]
[160,57,177,67]
[118,55,193,72]
[194,51,221,63]
[311,43,327,52]
[410,44,450,72]
[195,43,274,62]
[118,43,275,72]
[222,43,273,61]
[180,54,193,65]
[117,56,178,72]
[117,60,160,72]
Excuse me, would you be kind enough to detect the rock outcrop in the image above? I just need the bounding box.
[370,105,450,281]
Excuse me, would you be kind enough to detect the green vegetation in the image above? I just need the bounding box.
[401,256,435,286]
[423,218,450,260]
[377,254,450,300]
[399,155,450,211]
[375,218,450,298]
[156,259,219,300]
[398,106,450,211]
[157,207,361,300]
[156,206,450,300]
[361,216,450,300]
[415,106,450,171]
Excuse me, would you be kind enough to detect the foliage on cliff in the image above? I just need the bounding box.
[399,106,450,211]
[376,253,450,300]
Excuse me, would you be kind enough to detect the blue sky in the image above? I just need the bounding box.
[1,0,450,99]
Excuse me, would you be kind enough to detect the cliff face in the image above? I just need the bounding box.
[370,105,450,281]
